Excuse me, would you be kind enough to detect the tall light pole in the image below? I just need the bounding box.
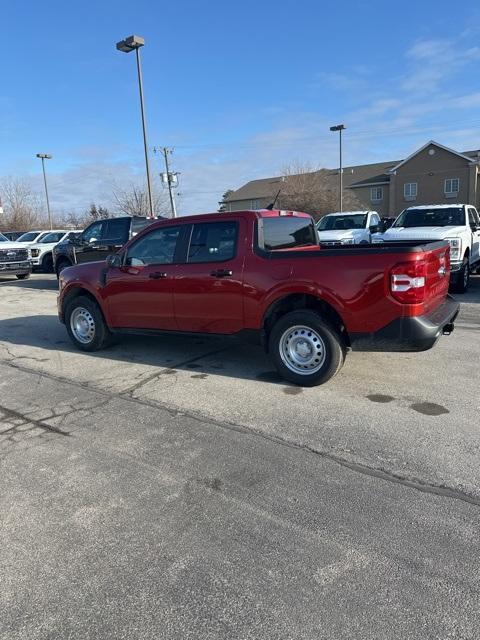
[116,34,155,218]
[329,124,346,212]
[36,153,53,229]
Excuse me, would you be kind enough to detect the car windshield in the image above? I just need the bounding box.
[317,214,367,231]
[393,207,465,228]
[17,231,41,242]
[0,233,8,242]
[39,232,66,243]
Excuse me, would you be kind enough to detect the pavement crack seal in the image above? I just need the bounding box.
[0,403,70,436]
[122,346,233,396]
[1,358,479,507]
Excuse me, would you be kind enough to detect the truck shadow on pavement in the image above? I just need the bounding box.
[0,315,283,386]
[0,276,58,291]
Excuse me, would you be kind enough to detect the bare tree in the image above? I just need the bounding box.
[0,177,46,231]
[277,163,361,220]
[112,183,169,218]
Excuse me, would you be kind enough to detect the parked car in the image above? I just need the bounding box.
[58,210,458,386]
[316,211,382,245]
[53,216,158,276]
[2,231,25,241]
[15,230,52,244]
[373,204,480,292]
[28,230,79,272]
[0,233,32,279]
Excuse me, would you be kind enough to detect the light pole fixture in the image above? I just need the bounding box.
[329,124,346,212]
[36,153,53,229]
[116,34,155,218]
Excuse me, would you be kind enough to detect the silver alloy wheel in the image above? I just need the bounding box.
[279,325,326,375]
[70,306,96,344]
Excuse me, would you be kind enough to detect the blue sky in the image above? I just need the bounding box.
[2,0,480,216]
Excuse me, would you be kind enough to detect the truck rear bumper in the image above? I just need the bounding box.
[349,296,460,352]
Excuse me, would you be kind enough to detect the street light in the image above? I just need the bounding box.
[36,153,53,229]
[329,124,346,212]
[116,34,155,218]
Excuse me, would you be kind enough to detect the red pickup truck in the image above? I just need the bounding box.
[58,210,459,386]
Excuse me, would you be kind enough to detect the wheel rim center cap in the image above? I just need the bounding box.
[296,340,312,358]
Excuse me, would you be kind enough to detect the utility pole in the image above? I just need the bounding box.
[329,124,346,212]
[161,147,178,218]
[36,153,53,229]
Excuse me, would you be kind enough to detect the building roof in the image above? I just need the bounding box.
[224,141,480,204]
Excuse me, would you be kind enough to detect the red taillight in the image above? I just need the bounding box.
[390,260,426,304]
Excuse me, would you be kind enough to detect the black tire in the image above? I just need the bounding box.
[64,295,112,352]
[16,273,30,280]
[56,258,72,278]
[268,310,345,387]
[452,257,469,294]
[41,253,54,273]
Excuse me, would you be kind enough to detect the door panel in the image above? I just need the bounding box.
[173,220,245,333]
[104,224,183,330]
[104,265,177,330]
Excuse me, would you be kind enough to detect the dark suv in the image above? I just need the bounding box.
[53,216,158,276]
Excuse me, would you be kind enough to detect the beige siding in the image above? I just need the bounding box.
[226,198,271,212]
[348,185,390,217]
[393,145,473,214]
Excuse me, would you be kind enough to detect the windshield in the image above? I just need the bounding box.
[317,214,367,231]
[0,233,8,242]
[17,231,41,242]
[39,232,66,243]
[393,207,465,228]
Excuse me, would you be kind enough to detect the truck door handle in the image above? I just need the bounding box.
[149,271,168,279]
[210,269,233,277]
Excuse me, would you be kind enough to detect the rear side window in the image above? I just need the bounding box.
[126,226,181,266]
[187,222,237,263]
[262,217,317,250]
[105,218,129,241]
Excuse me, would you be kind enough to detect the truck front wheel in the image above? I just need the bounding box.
[452,257,469,294]
[269,310,345,386]
[65,295,112,352]
[16,273,30,280]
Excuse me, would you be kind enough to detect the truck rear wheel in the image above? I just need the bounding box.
[268,310,345,386]
[65,295,112,352]
[16,274,30,280]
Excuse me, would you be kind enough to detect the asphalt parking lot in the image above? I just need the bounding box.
[1,273,480,639]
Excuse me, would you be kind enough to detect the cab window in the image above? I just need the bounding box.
[125,226,181,266]
[187,222,237,263]
[82,222,104,243]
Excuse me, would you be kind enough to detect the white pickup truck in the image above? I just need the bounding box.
[0,233,32,279]
[28,229,78,272]
[373,204,480,292]
[316,211,382,245]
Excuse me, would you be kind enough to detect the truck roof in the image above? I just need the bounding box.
[405,204,467,210]
[155,209,312,225]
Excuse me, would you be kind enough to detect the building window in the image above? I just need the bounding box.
[404,182,417,201]
[370,187,383,202]
[250,199,260,209]
[445,178,459,197]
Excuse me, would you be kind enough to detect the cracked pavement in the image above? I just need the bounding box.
[1,273,480,639]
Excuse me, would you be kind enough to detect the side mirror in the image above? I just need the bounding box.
[106,254,122,268]
[369,224,384,234]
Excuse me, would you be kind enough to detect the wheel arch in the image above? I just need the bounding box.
[62,286,109,326]
[261,293,350,352]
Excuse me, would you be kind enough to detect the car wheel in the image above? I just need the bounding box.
[41,253,54,273]
[268,310,345,386]
[65,295,112,352]
[16,274,30,280]
[452,257,469,293]
[56,258,72,278]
